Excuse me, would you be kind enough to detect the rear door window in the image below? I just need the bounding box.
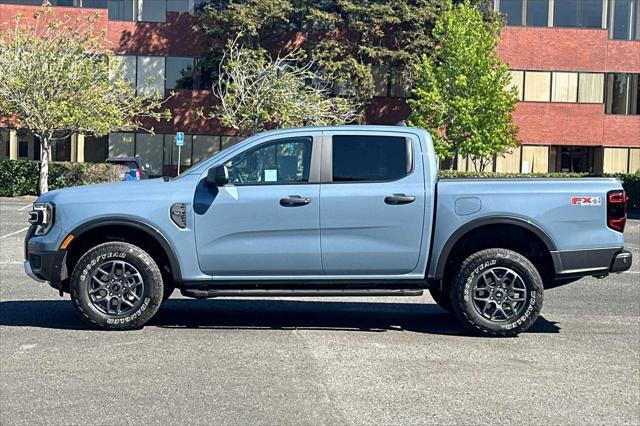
[331,135,411,182]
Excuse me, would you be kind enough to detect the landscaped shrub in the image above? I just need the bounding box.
[439,171,640,209]
[0,160,124,197]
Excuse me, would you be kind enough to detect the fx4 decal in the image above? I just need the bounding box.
[571,196,601,206]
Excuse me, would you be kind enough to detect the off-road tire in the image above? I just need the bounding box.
[451,248,543,337]
[70,242,164,330]
[429,285,453,313]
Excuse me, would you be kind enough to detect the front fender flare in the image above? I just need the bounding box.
[67,217,182,282]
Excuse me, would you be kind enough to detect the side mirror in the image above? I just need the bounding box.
[206,165,229,187]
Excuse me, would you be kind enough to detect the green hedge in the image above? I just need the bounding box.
[439,171,640,209]
[0,160,124,197]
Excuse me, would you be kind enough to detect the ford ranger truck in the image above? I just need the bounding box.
[24,126,632,336]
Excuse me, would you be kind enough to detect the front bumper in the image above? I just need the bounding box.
[24,259,45,282]
[24,225,67,286]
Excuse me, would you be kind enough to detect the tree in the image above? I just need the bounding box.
[408,2,518,171]
[195,0,466,107]
[211,38,360,137]
[0,7,170,193]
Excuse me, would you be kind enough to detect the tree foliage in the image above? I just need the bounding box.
[195,0,480,106]
[408,2,518,171]
[211,38,360,136]
[0,7,170,193]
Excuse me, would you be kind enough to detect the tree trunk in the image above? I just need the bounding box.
[450,147,458,170]
[39,137,51,194]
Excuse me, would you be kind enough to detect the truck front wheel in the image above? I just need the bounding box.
[69,242,164,330]
[451,248,543,337]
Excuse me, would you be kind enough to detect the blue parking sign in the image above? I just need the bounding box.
[176,132,184,146]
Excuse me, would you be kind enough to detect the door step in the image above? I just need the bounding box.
[180,288,424,299]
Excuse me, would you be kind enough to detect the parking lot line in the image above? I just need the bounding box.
[0,226,29,240]
[18,204,33,211]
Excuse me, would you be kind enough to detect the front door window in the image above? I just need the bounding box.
[224,137,312,185]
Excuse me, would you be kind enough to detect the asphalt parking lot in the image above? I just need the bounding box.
[1,196,638,425]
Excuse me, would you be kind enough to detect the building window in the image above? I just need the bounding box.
[603,147,630,173]
[82,0,108,7]
[524,71,551,102]
[499,0,524,25]
[190,58,216,91]
[578,72,605,103]
[192,135,221,165]
[135,134,164,176]
[166,0,207,13]
[166,57,194,90]
[551,72,578,102]
[372,65,389,97]
[108,0,135,21]
[108,133,135,157]
[559,146,594,172]
[390,67,411,98]
[84,136,108,163]
[509,70,524,100]
[630,148,640,173]
[136,56,165,97]
[606,73,640,114]
[109,55,137,86]
[527,0,550,25]
[609,0,640,40]
[18,141,28,159]
[139,0,165,22]
[554,0,603,28]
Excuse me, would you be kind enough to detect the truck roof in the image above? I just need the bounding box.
[253,125,430,138]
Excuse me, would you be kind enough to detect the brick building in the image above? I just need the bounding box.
[0,0,638,176]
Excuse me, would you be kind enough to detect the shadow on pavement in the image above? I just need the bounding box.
[0,299,560,336]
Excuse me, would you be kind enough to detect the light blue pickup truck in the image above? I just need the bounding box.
[24,126,632,335]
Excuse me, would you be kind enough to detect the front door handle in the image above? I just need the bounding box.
[384,194,416,205]
[280,195,311,207]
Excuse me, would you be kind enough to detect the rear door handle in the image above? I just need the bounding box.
[384,194,415,205]
[280,195,311,207]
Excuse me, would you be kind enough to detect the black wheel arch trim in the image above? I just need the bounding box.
[431,216,559,280]
[66,218,182,282]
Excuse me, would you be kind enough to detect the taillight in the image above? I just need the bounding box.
[136,168,142,179]
[607,190,627,232]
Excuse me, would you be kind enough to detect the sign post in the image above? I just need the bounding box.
[175,132,184,175]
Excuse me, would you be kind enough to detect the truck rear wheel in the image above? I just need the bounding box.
[69,242,164,330]
[451,248,543,337]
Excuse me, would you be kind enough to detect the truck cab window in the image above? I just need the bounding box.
[332,135,411,182]
[224,137,312,185]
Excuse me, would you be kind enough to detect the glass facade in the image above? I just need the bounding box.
[551,72,578,102]
[605,73,640,114]
[500,0,524,25]
[609,0,640,39]
[166,57,194,90]
[516,70,605,104]
[527,0,549,25]
[554,0,603,28]
[578,73,605,103]
[524,71,551,102]
[498,0,607,29]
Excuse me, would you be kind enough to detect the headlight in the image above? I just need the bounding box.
[28,202,54,236]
